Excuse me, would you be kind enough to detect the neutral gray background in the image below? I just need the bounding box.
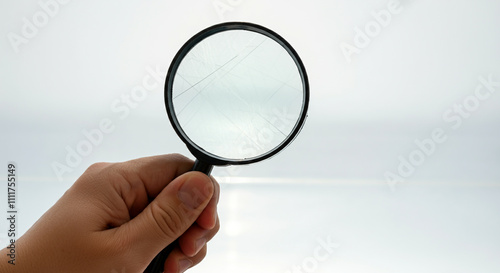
[1,0,499,272]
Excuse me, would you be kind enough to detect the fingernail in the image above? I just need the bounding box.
[212,211,218,228]
[194,238,206,255]
[178,259,193,273]
[178,175,213,209]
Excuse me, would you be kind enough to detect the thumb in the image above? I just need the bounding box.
[123,171,214,254]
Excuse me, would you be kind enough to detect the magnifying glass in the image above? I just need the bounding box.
[145,22,309,272]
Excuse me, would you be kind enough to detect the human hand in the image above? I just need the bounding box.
[0,154,220,273]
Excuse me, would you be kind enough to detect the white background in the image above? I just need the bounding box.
[1,0,500,272]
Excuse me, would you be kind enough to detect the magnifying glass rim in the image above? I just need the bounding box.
[165,21,309,166]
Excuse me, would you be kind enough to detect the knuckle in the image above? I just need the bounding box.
[86,162,110,173]
[149,201,186,240]
[170,153,190,162]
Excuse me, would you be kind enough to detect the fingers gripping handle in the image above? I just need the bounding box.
[144,159,213,273]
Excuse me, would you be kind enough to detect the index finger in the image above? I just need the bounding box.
[117,153,195,200]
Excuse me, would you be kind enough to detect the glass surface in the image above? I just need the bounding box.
[172,29,305,160]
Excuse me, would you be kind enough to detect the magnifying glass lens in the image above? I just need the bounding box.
[170,27,307,162]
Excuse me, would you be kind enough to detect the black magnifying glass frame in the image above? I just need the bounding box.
[146,22,309,273]
[165,22,309,172]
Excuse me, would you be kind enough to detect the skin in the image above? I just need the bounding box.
[0,154,220,273]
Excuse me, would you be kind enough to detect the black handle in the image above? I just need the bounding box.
[144,243,175,273]
[144,159,213,273]
[192,159,214,175]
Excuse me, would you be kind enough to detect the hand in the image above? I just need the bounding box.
[0,154,220,273]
